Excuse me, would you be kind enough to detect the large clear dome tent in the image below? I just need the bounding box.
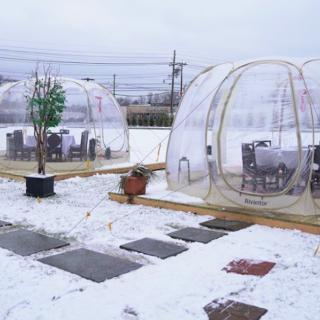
[0,78,129,174]
[166,58,320,216]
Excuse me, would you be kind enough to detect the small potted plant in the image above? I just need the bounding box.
[25,67,66,197]
[119,164,154,195]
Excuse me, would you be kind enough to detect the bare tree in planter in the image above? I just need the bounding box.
[25,68,66,197]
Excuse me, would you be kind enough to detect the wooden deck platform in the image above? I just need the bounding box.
[109,192,320,235]
[0,162,166,182]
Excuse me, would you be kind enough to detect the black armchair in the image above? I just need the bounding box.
[13,130,36,161]
[69,130,89,161]
[241,142,279,192]
[309,145,320,191]
[47,133,62,161]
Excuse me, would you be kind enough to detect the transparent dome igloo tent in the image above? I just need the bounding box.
[0,78,129,174]
[166,58,320,216]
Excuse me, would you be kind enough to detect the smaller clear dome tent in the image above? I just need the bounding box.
[0,78,129,174]
[166,58,320,216]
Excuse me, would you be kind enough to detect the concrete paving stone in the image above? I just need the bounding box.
[168,227,226,244]
[120,237,188,259]
[39,248,143,282]
[0,229,69,256]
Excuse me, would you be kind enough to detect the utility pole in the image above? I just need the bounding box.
[178,61,187,97]
[169,50,176,117]
[113,74,116,95]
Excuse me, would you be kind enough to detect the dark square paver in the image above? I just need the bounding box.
[0,220,12,227]
[39,248,143,282]
[223,258,276,277]
[0,229,69,256]
[204,298,268,320]
[200,218,253,231]
[120,237,188,259]
[167,227,226,244]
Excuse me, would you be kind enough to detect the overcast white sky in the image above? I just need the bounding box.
[0,0,319,92]
[0,0,318,57]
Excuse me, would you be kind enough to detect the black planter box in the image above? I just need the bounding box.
[25,175,55,198]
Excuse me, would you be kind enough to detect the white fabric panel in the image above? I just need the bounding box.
[166,63,232,197]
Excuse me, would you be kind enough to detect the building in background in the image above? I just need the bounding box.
[121,104,173,127]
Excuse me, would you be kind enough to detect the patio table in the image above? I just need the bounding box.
[25,135,76,158]
[255,146,310,170]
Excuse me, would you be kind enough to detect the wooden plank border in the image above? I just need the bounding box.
[54,162,165,181]
[0,171,25,182]
[108,192,320,235]
[0,162,165,182]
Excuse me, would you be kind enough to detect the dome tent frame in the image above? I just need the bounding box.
[166,58,320,216]
[0,77,129,174]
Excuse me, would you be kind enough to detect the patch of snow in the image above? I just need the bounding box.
[129,128,169,163]
[145,174,205,204]
[26,173,55,178]
[0,130,319,320]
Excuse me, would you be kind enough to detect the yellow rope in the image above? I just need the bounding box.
[66,184,119,234]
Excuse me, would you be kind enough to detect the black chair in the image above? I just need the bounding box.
[69,130,89,161]
[105,147,111,160]
[253,140,271,149]
[13,130,35,161]
[241,142,278,192]
[6,133,15,159]
[309,145,320,191]
[47,133,62,161]
[88,138,96,161]
[277,161,291,190]
[89,138,97,161]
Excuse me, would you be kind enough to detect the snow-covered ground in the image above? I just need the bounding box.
[0,129,319,320]
[129,128,168,163]
[97,128,169,170]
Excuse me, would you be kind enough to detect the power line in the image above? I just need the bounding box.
[0,43,223,65]
[0,55,170,66]
[0,45,208,96]
[0,70,180,79]
[0,42,171,55]
[0,48,170,60]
